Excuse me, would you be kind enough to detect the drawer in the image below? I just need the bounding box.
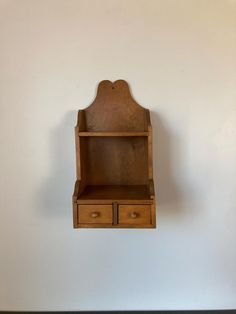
[118,205,151,225]
[78,205,112,224]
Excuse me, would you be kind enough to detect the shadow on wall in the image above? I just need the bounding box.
[37,110,76,218]
[152,111,186,221]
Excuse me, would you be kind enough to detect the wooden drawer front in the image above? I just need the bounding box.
[78,205,112,224]
[118,205,151,225]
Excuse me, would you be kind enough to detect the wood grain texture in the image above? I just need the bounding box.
[78,205,112,224]
[73,80,156,229]
[85,137,148,185]
[78,185,150,200]
[79,131,148,136]
[118,205,151,225]
[84,80,148,132]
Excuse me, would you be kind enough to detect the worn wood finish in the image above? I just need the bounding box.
[78,205,113,224]
[85,137,148,185]
[72,80,156,228]
[76,199,153,205]
[118,205,151,225]
[85,80,148,132]
[76,222,155,229]
[78,185,150,200]
[79,131,148,137]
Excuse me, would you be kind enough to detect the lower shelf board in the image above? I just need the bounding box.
[77,185,151,201]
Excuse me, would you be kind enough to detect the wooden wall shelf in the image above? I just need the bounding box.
[72,80,156,228]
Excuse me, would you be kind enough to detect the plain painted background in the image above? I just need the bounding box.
[0,0,236,311]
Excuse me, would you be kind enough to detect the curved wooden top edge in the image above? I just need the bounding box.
[97,79,129,88]
[84,79,147,111]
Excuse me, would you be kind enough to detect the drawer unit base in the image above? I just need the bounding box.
[75,202,156,228]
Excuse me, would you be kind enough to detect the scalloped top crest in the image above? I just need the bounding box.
[84,80,148,132]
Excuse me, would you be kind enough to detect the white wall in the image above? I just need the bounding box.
[0,0,236,311]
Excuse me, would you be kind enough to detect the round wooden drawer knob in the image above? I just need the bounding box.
[91,212,99,218]
[130,212,138,218]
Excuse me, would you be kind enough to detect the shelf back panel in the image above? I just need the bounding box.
[84,80,148,132]
[84,137,149,185]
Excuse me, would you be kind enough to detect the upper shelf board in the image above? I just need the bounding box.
[78,131,149,137]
